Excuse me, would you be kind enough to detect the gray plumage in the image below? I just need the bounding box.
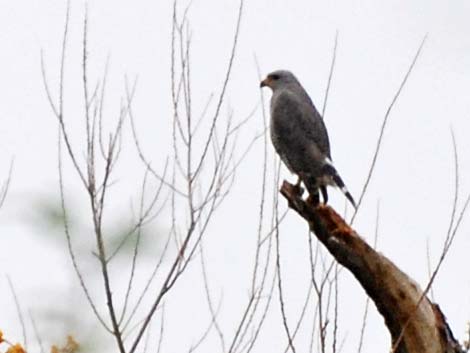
[260,70,356,208]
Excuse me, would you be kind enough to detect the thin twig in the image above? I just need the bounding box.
[0,159,14,209]
[274,167,296,353]
[425,239,435,301]
[283,283,313,353]
[322,30,338,119]
[350,35,427,224]
[126,78,186,197]
[157,305,165,353]
[200,243,226,352]
[332,269,339,353]
[54,0,88,189]
[119,168,150,325]
[29,310,45,353]
[7,276,28,349]
[192,0,244,180]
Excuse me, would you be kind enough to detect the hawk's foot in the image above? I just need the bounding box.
[306,193,320,208]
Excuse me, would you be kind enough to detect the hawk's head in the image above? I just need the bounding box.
[260,70,299,90]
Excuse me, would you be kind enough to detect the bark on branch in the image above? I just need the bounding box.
[280,180,464,353]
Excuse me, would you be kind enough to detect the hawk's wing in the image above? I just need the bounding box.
[272,90,331,160]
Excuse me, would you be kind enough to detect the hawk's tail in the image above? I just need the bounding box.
[323,162,357,209]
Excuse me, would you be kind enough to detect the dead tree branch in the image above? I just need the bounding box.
[280,181,464,353]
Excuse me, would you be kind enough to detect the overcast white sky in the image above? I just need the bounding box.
[1,1,470,352]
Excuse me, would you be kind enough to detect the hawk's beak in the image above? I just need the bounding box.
[260,78,269,88]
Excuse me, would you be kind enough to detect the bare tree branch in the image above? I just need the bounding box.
[58,130,112,332]
[281,181,464,353]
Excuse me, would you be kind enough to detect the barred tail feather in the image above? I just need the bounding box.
[323,162,357,209]
[331,173,356,209]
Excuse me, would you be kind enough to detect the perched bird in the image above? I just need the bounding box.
[260,70,356,208]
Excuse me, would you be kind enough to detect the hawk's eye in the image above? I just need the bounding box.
[270,74,280,80]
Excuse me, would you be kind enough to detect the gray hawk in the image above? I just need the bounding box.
[260,70,356,208]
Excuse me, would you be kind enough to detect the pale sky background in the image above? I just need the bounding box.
[1,1,470,353]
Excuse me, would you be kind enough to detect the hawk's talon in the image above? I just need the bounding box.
[320,185,328,204]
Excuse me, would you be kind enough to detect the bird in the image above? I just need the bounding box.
[260,69,356,208]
